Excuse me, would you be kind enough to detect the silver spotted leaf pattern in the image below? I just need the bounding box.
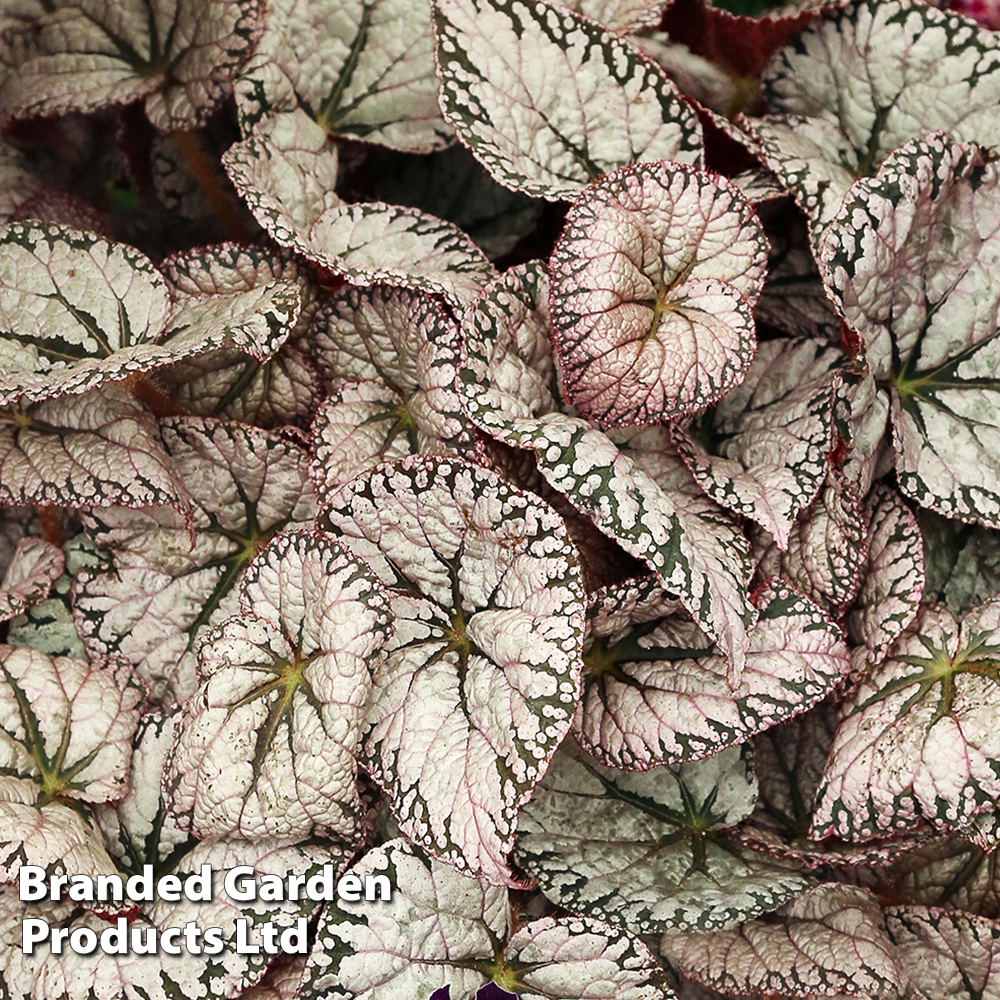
[549,162,767,427]
[432,0,702,201]
[0,538,63,623]
[324,456,585,885]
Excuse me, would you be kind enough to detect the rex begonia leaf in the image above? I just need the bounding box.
[461,265,756,681]
[303,838,672,1000]
[0,538,62,623]
[310,284,473,499]
[235,0,449,152]
[74,417,317,704]
[516,742,811,932]
[821,134,1000,528]
[432,0,703,202]
[921,510,1000,617]
[0,0,265,130]
[742,0,1000,240]
[752,471,866,616]
[323,456,585,885]
[0,223,300,407]
[221,141,497,309]
[549,162,767,427]
[673,337,844,549]
[166,529,392,842]
[662,883,908,999]
[813,598,1000,840]
[0,385,190,510]
[0,645,142,803]
[564,0,663,31]
[575,578,848,769]
[0,775,118,885]
[846,484,924,680]
[884,907,1000,1000]
[93,712,193,875]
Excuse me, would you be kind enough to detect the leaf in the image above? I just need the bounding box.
[921,509,1000,617]
[822,134,1000,527]
[575,578,848,769]
[235,0,450,151]
[323,456,585,885]
[516,742,811,932]
[309,284,473,499]
[74,417,317,704]
[303,838,671,1000]
[0,223,300,407]
[0,775,118,885]
[92,712,193,874]
[662,883,908,999]
[460,266,757,681]
[813,598,1000,840]
[673,337,843,548]
[432,0,703,201]
[846,484,925,679]
[742,0,1000,240]
[560,0,664,32]
[166,529,392,841]
[884,906,1000,1000]
[0,645,143,803]
[549,162,767,427]
[0,385,190,509]
[0,0,266,130]
[0,538,63,622]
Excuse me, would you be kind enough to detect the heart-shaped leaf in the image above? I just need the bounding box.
[432,0,702,201]
[516,742,811,932]
[0,539,63,623]
[549,162,767,427]
[323,455,585,885]
[166,529,392,841]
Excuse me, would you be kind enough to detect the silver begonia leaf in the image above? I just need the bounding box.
[0,538,63,623]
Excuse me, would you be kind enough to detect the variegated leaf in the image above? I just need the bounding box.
[310,284,473,499]
[303,838,671,1000]
[323,456,585,885]
[674,337,843,549]
[813,598,1000,840]
[166,529,392,841]
[0,223,300,406]
[575,578,848,768]
[74,418,317,704]
[461,266,756,681]
[821,134,1000,528]
[433,0,703,201]
[0,0,266,130]
[0,645,143,803]
[0,385,190,509]
[0,775,118,885]
[662,884,908,999]
[516,742,811,932]
[560,0,664,32]
[743,0,1000,240]
[235,0,449,151]
[921,510,1000,616]
[0,538,62,622]
[549,162,767,427]
[92,712,193,874]
[847,484,924,679]
[753,471,865,616]
[885,906,1000,1000]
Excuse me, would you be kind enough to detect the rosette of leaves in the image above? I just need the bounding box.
[433,0,703,201]
[0,0,266,131]
[575,577,848,769]
[303,837,673,1000]
[166,529,392,842]
[309,284,473,499]
[461,262,757,682]
[74,417,317,703]
[741,0,1000,242]
[322,455,586,885]
[516,742,811,932]
[820,133,1000,530]
[549,161,768,428]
